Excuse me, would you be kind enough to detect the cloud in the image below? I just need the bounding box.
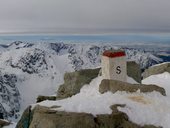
[0,0,170,34]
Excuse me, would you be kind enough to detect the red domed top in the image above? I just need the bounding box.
[103,50,126,58]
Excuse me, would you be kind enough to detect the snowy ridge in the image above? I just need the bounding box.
[7,48,48,74]
[126,48,163,69]
[4,41,163,70]
[46,42,163,70]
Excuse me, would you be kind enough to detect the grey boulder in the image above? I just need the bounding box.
[143,62,170,79]
[99,79,166,96]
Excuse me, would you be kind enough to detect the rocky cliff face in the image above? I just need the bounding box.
[0,72,20,119]
[9,48,48,74]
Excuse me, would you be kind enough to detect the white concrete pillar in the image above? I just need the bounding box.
[101,50,127,82]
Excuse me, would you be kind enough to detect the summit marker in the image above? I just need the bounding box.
[102,50,127,82]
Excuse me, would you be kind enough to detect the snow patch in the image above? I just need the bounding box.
[142,72,170,96]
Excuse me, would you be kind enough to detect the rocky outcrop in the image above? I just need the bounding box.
[36,95,56,103]
[57,68,100,99]
[127,61,141,83]
[15,106,32,128]
[29,106,95,128]
[96,104,140,128]
[57,62,141,99]
[16,105,161,128]
[99,79,166,96]
[16,105,96,128]
[0,119,10,128]
[143,62,170,79]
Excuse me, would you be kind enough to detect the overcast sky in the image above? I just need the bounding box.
[0,0,170,34]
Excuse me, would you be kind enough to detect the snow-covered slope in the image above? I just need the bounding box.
[0,42,74,119]
[0,41,164,120]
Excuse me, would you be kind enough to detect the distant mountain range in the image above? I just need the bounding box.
[0,41,169,120]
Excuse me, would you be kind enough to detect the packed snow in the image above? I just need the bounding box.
[35,76,138,115]
[142,72,170,96]
[36,73,170,128]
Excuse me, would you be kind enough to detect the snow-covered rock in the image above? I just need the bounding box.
[17,104,160,128]
[29,72,170,128]
[57,68,100,99]
[143,62,170,79]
